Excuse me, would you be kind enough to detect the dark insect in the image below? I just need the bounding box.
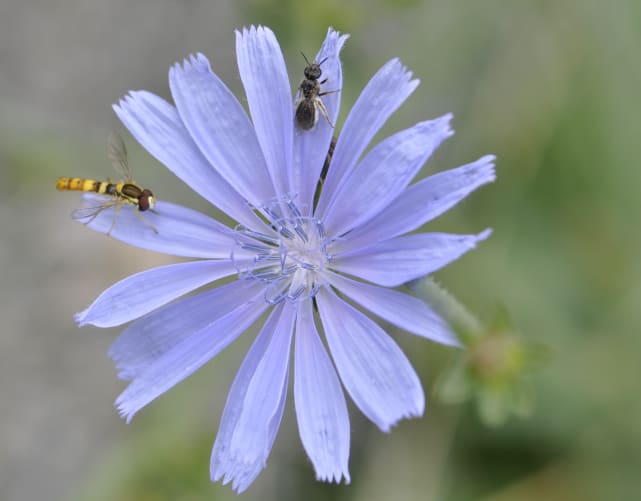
[295,53,337,131]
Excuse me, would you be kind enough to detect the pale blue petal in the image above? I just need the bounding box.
[113,91,263,230]
[322,115,453,236]
[294,299,350,483]
[114,285,269,422]
[110,281,265,381]
[328,273,459,347]
[169,53,275,207]
[211,303,295,493]
[79,197,240,258]
[236,26,292,199]
[316,288,424,432]
[76,260,239,328]
[224,375,288,494]
[337,155,496,253]
[292,29,349,215]
[315,58,419,218]
[332,229,492,287]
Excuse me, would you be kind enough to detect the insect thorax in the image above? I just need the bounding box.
[300,79,320,98]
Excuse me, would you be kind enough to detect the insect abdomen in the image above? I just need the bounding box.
[56,177,105,193]
[295,101,317,130]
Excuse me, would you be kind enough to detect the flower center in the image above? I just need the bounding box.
[232,199,333,304]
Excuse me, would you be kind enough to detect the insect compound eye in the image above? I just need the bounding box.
[138,189,154,211]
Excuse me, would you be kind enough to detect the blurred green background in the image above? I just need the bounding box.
[2,1,640,500]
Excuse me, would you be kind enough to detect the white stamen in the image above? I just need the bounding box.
[232,197,333,304]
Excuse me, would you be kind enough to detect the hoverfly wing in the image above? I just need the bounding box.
[107,131,133,181]
[70,198,118,223]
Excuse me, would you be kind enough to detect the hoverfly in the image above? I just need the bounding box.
[56,132,157,234]
[295,52,338,131]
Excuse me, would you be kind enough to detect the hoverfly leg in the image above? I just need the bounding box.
[134,209,159,234]
[107,202,124,236]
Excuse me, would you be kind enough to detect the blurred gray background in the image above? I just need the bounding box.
[2,1,641,500]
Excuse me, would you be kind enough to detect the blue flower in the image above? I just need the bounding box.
[74,26,495,492]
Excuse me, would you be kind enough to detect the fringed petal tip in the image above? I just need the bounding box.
[115,397,136,424]
[211,456,266,494]
[235,25,276,43]
[478,154,498,181]
[73,309,88,327]
[113,91,142,113]
[437,112,455,137]
[170,52,210,77]
[113,92,131,113]
[386,57,420,89]
[316,470,351,485]
[379,405,425,433]
[324,26,351,47]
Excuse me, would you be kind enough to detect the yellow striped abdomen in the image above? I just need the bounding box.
[56,177,124,196]
[56,177,111,193]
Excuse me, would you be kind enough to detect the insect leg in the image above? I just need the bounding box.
[134,209,159,234]
[108,202,124,236]
[315,98,334,128]
[318,89,340,97]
